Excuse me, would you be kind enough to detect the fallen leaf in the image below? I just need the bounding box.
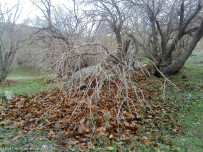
[78,125,89,134]
[106,147,114,150]
[120,134,130,140]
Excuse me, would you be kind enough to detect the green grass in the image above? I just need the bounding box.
[164,48,203,151]
[1,77,59,95]
[140,58,149,64]
[162,90,202,152]
[0,66,61,95]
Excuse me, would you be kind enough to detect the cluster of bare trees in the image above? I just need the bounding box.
[29,0,202,76]
[0,0,202,83]
[84,0,203,75]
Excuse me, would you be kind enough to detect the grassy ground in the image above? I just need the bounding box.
[0,66,60,96]
[166,46,203,152]
[0,46,202,151]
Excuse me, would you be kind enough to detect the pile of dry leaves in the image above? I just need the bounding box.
[0,72,181,150]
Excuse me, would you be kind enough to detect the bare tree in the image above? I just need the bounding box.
[85,0,131,61]
[0,2,23,84]
[126,0,203,76]
[162,17,203,75]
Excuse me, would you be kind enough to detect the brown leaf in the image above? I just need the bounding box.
[163,119,170,122]
[78,125,89,134]
[106,147,114,150]
[125,125,139,131]
[109,134,114,139]
[48,130,57,138]
[120,134,130,140]
[142,136,154,145]
[96,127,108,136]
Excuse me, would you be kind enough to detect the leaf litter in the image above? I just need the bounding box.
[0,72,182,150]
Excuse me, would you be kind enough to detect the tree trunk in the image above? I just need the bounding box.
[162,18,203,76]
[0,68,8,84]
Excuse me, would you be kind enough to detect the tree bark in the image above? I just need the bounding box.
[162,18,203,76]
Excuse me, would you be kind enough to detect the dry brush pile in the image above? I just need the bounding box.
[0,43,180,150]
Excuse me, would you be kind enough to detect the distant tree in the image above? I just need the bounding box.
[0,2,23,84]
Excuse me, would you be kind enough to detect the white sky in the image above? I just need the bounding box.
[0,0,73,23]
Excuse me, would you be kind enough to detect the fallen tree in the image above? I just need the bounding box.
[30,0,177,126]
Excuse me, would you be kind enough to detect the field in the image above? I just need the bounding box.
[0,45,202,151]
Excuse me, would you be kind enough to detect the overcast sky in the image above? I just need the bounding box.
[0,0,73,23]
